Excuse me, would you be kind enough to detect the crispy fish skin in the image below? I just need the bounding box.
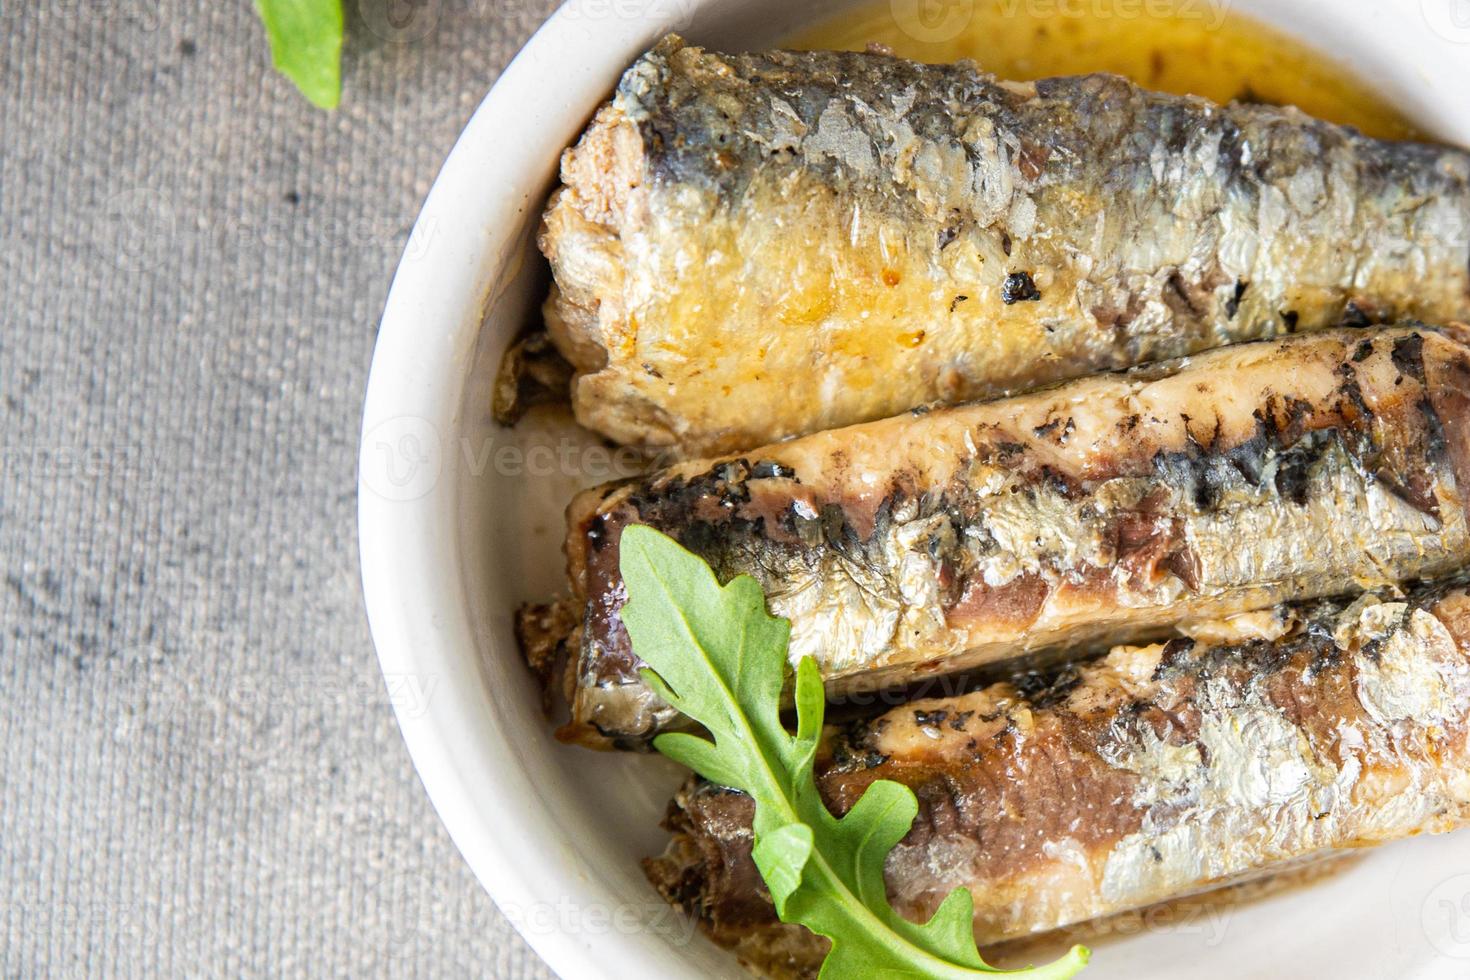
[644,581,1470,978]
[540,36,1470,456]
[522,324,1470,749]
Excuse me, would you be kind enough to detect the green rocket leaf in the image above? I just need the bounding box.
[256,0,344,109]
[619,525,1090,979]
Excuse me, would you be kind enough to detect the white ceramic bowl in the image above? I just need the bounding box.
[359,1,1470,976]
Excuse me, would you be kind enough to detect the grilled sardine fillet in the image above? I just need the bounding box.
[520,324,1470,749]
[645,581,1470,978]
[540,36,1470,456]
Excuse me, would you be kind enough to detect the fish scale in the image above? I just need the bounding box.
[644,578,1470,978]
[519,325,1470,750]
[535,37,1470,455]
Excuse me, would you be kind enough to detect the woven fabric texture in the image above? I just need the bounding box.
[0,1,563,974]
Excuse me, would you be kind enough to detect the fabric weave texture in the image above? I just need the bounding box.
[0,1,563,975]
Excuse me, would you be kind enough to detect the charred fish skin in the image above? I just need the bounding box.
[644,580,1470,977]
[526,324,1470,749]
[540,36,1470,456]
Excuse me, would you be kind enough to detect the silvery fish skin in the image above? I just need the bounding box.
[539,36,1470,456]
[519,325,1470,749]
[644,581,1470,979]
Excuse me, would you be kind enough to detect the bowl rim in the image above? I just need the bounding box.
[356,5,685,978]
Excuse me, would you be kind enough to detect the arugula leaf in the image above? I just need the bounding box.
[256,0,344,109]
[619,526,1090,979]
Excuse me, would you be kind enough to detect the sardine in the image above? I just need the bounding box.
[520,324,1470,749]
[538,36,1470,456]
[643,580,1470,978]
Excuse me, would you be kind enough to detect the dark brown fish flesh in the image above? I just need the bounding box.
[644,580,1470,978]
[520,324,1470,748]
